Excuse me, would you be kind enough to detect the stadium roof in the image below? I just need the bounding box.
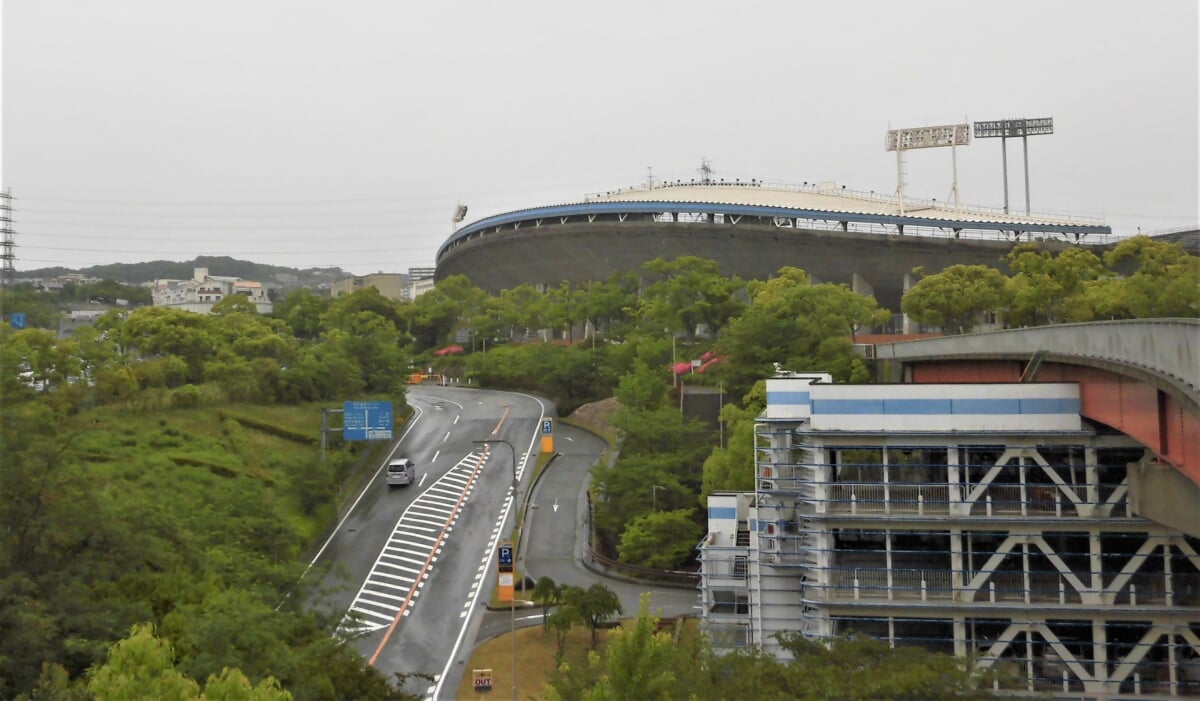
[586,181,1107,230]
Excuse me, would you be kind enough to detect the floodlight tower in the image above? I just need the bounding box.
[452,203,468,239]
[973,117,1054,214]
[885,123,971,215]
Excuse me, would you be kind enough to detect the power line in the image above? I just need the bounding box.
[18,220,433,231]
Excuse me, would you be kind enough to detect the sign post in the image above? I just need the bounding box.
[496,540,517,700]
[496,541,514,602]
[540,417,553,453]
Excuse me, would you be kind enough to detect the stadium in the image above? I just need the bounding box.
[434,176,1115,316]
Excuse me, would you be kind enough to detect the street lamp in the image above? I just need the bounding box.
[652,484,666,511]
[475,438,519,701]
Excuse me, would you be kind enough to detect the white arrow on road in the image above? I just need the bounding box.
[553,498,559,513]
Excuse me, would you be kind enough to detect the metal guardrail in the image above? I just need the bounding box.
[584,490,700,587]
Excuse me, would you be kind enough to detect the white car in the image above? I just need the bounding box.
[386,458,416,487]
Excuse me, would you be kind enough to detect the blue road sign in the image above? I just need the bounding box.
[498,543,513,569]
[10,312,26,329]
[342,400,393,441]
[541,418,553,435]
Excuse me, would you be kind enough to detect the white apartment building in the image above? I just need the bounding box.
[701,374,1200,699]
[151,267,272,314]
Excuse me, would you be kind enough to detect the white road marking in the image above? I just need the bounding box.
[336,453,487,637]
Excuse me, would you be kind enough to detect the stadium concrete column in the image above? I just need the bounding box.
[851,272,874,299]
[902,271,916,334]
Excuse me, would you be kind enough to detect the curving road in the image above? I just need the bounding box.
[306,385,700,699]
[305,385,548,698]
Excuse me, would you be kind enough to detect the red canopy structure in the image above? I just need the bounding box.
[433,345,465,357]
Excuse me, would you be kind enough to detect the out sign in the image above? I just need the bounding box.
[473,668,492,693]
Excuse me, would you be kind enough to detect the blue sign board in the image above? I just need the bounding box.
[10,312,26,329]
[342,400,393,441]
[498,543,513,569]
[541,418,553,435]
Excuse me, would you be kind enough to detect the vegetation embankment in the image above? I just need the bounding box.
[459,594,1002,700]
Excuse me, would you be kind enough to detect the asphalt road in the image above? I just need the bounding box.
[436,421,701,699]
[305,385,549,699]
[521,423,701,620]
[306,385,699,700]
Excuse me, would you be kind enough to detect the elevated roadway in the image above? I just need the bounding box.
[873,319,1200,534]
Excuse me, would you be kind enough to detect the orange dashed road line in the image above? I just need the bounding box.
[492,404,509,435]
[367,443,498,666]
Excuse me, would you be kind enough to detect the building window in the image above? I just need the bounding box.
[733,555,748,579]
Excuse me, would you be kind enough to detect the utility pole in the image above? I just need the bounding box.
[475,438,519,701]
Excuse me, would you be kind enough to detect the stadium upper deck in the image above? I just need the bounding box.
[434,180,1114,312]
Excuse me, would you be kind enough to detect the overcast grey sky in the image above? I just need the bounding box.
[3,1,1197,276]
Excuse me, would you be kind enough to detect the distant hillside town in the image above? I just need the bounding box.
[151,267,274,314]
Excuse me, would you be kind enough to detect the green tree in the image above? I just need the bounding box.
[544,281,582,342]
[200,667,293,700]
[576,273,639,342]
[563,584,623,649]
[273,288,329,341]
[617,509,702,569]
[211,294,258,316]
[637,256,746,341]
[1004,244,1104,326]
[322,287,403,333]
[0,283,63,329]
[531,576,562,631]
[86,623,294,701]
[555,595,681,701]
[546,605,580,661]
[776,632,995,700]
[103,306,217,383]
[700,383,766,496]
[613,357,669,413]
[87,624,202,700]
[337,311,409,393]
[901,264,1009,334]
[1088,235,1200,319]
[497,283,547,339]
[399,275,485,350]
[716,267,884,398]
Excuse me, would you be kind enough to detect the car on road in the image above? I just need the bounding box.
[386,458,416,487]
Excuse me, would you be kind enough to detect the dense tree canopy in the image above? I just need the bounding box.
[901,264,1009,335]
[546,597,997,701]
[715,267,883,398]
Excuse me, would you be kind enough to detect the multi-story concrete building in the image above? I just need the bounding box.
[407,267,436,300]
[701,373,1200,698]
[151,267,272,314]
[329,269,436,302]
[330,272,407,301]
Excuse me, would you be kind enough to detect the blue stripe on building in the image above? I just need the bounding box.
[708,506,738,520]
[766,391,811,406]
[812,397,1080,415]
